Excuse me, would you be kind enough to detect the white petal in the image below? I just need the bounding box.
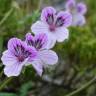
[1,50,18,66]
[31,21,58,49]
[32,59,43,76]
[38,50,58,66]
[31,21,49,34]
[72,13,86,26]
[45,33,56,49]
[4,62,23,77]
[55,27,69,42]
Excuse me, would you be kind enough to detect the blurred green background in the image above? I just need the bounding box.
[0,0,96,96]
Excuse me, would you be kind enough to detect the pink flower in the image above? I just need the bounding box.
[25,33,58,76]
[65,0,87,26]
[1,38,37,77]
[31,7,72,48]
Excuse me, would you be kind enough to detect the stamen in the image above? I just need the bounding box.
[18,56,25,62]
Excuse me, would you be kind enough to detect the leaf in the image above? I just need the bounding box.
[19,81,33,96]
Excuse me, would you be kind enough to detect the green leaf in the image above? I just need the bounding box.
[19,81,33,96]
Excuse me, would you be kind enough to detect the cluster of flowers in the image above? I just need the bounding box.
[1,0,87,77]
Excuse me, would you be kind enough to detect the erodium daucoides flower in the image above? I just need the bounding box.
[65,0,87,26]
[25,33,58,76]
[31,7,72,48]
[1,38,37,77]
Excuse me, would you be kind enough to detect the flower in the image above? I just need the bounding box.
[65,0,87,26]
[25,33,58,76]
[1,38,37,77]
[31,7,72,48]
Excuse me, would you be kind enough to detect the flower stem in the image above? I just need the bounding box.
[0,77,13,91]
[65,76,96,96]
[0,7,14,26]
[0,70,3,78]
[38,0,43,11]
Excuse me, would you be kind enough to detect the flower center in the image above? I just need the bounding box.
[49,24,56,32]
[14,45,31,62]
[18,56,25,62]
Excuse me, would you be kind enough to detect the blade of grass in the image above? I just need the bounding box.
[0,77,13,91]
[65,76,96,96]
[0,8,14,26]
